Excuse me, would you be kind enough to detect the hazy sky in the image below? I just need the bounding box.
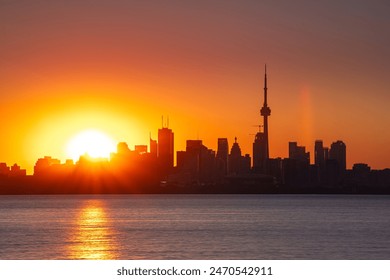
[1,0,389,172]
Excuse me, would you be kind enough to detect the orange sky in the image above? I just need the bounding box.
[1,1,390,173]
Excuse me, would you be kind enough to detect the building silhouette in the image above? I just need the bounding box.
[253,131,267,173]
[229,137,251,175]
[110,142,135,171]
[283,142,311,187]
[34,156,61,175]
[0,163,10,177]
[116,142,132,156]
[324,140,347,186]
[216,138,229,181]
[253,65,271,174]
[314,140,328,184]
[176,140,216,184]
[10,164,26,177]
[150,136,158,157]
[158,125,174,175]
[135,145,147,155]
[329,140,346,173]
[229,137,242,175]
[289,142,310,163]
[314,140,325,167]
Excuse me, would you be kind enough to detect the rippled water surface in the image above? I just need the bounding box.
[0,194,389,259]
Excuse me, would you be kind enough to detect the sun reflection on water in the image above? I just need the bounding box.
[67,200,118,259]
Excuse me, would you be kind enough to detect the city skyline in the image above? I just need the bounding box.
[0,66,377,176]
[0,63,386,174]
[0,62,388,194]
[1,1,390,172]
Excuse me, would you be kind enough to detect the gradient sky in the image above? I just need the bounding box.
[1,0,389,173]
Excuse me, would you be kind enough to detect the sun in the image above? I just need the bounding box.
[66,129,116,161]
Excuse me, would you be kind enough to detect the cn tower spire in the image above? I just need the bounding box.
[264,64,268,106]
[260,64,271,173]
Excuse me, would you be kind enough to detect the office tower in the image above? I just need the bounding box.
[314,140,327,183]
[253,131,266,173]
[177,140,202,182]
[284,142,311,187]
[229,137,242,175]
[158,126,174,173]
[241,154,251,174]
[253,65,271,174]
[186,140,203,151]
[0,163,10,177]
[289,142,310,163]
[314,140,325,167]
[324,147,329,161]
[135,145,147,155]
[34,156,61,175]
[150,137,157,157]
[329,140,346,172]
[216,138,229,176]
[176,140,215,183]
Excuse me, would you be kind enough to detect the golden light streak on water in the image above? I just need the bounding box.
[67,200,118,259]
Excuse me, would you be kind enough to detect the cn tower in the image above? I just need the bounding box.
[260,65,271,172]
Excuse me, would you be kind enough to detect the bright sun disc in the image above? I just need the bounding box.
[66,130,116,161]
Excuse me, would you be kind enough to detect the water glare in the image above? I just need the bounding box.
[67,200,118,259]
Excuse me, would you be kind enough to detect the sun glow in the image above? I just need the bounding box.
[66,130,116,161]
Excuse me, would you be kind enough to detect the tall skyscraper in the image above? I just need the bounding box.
[229,137,242,175]
[216,138,229,175]
[176,140,216,183]
[314,140,327,183]
[158,126,174,174]
[150,137,157,157]
[253,131,266,172]
[329,140,346,172]
[314,140,325,167]
[253,65,271,174]
[289,142,310,163]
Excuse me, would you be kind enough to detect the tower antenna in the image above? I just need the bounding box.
[259,64,271,174]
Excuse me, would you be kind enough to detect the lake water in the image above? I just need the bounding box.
[0,194,389,259]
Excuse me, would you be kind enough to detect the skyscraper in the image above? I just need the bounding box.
[314,140,327,183]
[314,140,325,167]
[329,140,346,172]
[216,138,229,176]
[150,137,157,157]
[229,137,242,175]
[289,142,310,163]
[158,126,174,174]
[253,131,266,173]
[253,65,271,174]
